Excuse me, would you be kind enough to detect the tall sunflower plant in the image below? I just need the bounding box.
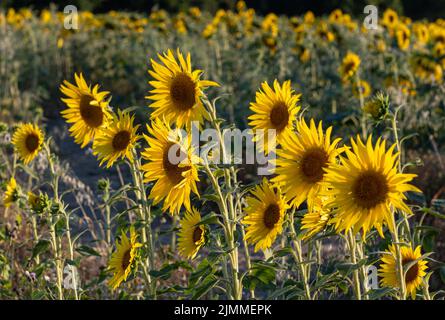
[0,46,439,301]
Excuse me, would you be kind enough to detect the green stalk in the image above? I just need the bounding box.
[346,230,362,300]
[288,212,312,300]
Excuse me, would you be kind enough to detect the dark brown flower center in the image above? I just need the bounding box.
[193,226,203,244]
[344,61,356,74]
[163,142,191,185]
[25,133,40,152]
[122,249,131,270]
[352,170,389,209]
[112,130,131,151]
[270,101,290,131]
[79,94,104,128]
[402,258,419,284]
[300,148,329,183]
[170,72,196,111]
[263,203,281,229]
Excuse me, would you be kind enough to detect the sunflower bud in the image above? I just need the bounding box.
[363,92,389,121]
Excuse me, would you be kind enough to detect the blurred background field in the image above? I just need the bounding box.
[1,0,445,297]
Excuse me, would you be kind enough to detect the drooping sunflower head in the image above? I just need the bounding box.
[60,73,111,148]
[141,119,200,215]
[146,49,219,128]
[93,110,141,168]
[273,118,342,208]
[248,80,301,154]
[3,177,18,208]
[108,226,142,290]
[178,208,207,259]
[325,136,421,237]
[243,178,288,252]
[352,79,371,99]
[379,244,428,299]
[339,51,361,81]
[300,196,332,241]
[11,123,44,165]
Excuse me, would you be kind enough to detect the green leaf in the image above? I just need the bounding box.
[76,245,101,257]
[32,240,51,259]
[149,261,192,280]
[191,275,219,299]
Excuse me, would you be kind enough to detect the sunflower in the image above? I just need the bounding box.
[352,80,371,99]
[272,118,342,208]
[379,244,428,299]
[396,24,411,51]
[141,119,200,214]
[3,177,18,208]
[248,80,301,154]
[324,136,421,237]
[11,123,44,165]
[108,227,142,290]
[178,208,207,259]
[92,110,140,168]
[146,49,219,128]
[382,9,399,30]
[339,52,361,82]
[243,178,288,252]
[60,73,111,148]
[300,196,331,241]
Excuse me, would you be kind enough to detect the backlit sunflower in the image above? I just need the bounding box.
[248,80,301,154]
[324,136,421,237]
[300,196,331,241]
[60,73,111,148]
[108,227,142,290]
[272,118,342,208]
[3,177,18,208]
[379,244,428,299]
[339,52,361,82]
[146,49,219,128]
[243,178,288,252]
[11,123,44,165]
[92,110,140,168]
[178,208,207,259]
[141,119,200,214]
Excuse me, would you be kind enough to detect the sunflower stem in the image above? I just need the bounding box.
[346,230,362,300]
[390,212,407,300]
[289,212,312,300]
[129,156,156,299]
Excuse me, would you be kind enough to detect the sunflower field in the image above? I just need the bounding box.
[1,2,445,301]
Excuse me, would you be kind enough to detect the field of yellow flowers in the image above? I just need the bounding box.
[1,2,445,300]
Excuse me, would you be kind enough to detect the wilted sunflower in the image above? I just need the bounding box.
[108,227,142,290]
[3,177,18,208]
[12,123,44,165]
[243,178,288,252]
[146,49,219,128]
[324,136,421,237]
[248,80,301,154]
[60,73,111,148]
[272,118,342,208]
[379,244,428,299]
[300,196,331,241]
[141,119,200,214]
[178,208,206,259]
[92,110,140,168]
[339,52,361,81]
